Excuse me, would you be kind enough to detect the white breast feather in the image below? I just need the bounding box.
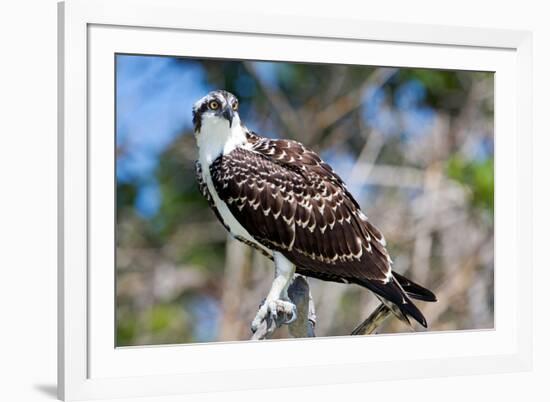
[197,116,268,254]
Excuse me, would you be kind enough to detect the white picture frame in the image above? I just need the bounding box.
[58,0,533,400]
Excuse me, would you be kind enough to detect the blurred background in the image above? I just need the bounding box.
[115,54,494,346]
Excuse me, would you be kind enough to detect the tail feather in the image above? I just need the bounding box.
[353,277,429,328]
[353,272,436,328]
[398,297,427,328]
[392,272,437,302]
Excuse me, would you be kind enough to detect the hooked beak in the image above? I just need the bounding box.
[222,107,234,127]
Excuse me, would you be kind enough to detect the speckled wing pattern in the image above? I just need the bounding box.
[206,132,431,326]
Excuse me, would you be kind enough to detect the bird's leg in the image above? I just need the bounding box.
[251,252,297,333]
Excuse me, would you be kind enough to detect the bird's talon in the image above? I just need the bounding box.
[251,299,297,332]
[285,306,298,324]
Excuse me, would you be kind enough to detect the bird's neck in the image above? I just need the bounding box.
[196,117,249,166]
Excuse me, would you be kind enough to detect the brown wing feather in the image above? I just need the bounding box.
[209,138,391,284]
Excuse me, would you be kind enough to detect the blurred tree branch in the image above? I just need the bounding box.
[313,67,398,132]
[219,236,252,340]
[243,62,304,138]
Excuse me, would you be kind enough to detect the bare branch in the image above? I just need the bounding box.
[288,276,316,338]
[251,275,316,340]
[351,303,392,335]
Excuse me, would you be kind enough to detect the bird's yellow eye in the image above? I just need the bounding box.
[208,101,219,110]
[232,101,238,111]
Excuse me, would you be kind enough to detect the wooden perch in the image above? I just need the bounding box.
[288,276,316,338]
[250,274,398,340]
[251,275,316,340]
[351,303,392,335]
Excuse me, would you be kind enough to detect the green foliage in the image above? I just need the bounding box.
[116,309,138,346]
[447,154,494,214]
[149,304,186,333]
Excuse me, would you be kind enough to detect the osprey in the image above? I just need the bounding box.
[192,90,436,333]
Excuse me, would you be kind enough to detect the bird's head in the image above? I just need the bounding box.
[192,90,241,134]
